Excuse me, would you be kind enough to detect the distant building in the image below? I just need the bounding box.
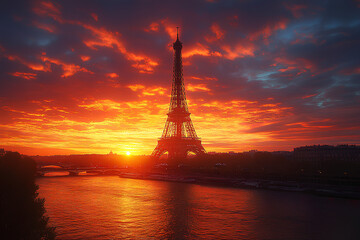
[294,145,360,163]
[271,151,293,156]
[243,150,259,157]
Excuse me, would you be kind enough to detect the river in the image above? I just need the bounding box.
[37,176,360,240]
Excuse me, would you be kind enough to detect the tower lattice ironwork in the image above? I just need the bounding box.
[152,28,206,160]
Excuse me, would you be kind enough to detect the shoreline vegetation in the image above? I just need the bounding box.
[0,151,56,240]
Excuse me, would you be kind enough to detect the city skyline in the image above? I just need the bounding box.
[1,0,360,155]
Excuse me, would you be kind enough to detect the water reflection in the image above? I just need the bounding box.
[44,171,69,177]
[37,176,360,240]
[43,171,97,177]
[190,185,257,239]
[162,182,192,239]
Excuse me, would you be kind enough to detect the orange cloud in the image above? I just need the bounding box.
[81,24,158,73]
[273,56,316,75]
[80,55,91,61]
[145,22,160,32]
[3,48,94,78]
[130,60,158,74]
[128,84,167,96]
[183,43,222,58]
[188,76,218,81]
[40,55,93,77]
[127,84,145,91]
[33,1,158,74]
[82,25,124,50]
[162,19,177,40]
[142,87,167,96]
[10,72,37,80]
[32,21,56,33]
[106,73,119,78]
[221,44,255,60]
[301,94,318,99]
[78,99,122,111]
[248,20,287,43]
[195,99,292,123]
[32,0,63,23]
[6,54,51,72]
[205,23,225,42]
[186,83,211,92]
[97,78,121,88]
[278,66,297,72]
[285,119,334,130]
[145,19,178,41]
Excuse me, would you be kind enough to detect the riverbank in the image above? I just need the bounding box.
[118,172,360,199]
[36,170,360,199]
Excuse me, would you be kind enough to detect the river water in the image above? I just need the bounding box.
[37,176,360,240]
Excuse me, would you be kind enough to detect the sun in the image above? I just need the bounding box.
[126,151,131,156]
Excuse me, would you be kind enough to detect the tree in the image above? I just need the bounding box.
[0,151,56,239]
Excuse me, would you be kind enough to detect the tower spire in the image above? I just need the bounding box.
[152,28,206,162]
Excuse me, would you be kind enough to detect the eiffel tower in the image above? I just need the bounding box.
[152,28,206,161]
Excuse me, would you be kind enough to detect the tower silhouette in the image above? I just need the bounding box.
[152,28,206,161]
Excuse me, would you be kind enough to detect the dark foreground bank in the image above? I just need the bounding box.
[0,151,56,239]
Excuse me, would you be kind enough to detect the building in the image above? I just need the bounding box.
[294,145,360,163]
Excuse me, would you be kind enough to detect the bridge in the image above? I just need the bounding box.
[36,165,126,176]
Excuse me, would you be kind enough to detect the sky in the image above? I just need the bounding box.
[0,0,360,156]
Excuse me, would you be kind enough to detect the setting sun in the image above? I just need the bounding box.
[126,151,131,156]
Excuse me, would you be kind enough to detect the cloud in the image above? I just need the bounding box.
[284,3,307,18]
[40,54,93,77]
[32,0,63,23]
[106,73,118,78]
[145,18,177,40]
[5,54,51,72]
[186,83,211,92]
[205,23,225,42]
[1,0,359,155]
[221,43,255,60]
[79,24,159,73]
[9,72,37,80]
[80,55,90,61]
[127,84,167,96]
[248,20,287,44]
[182,43,222,58]
[91,13,98,21]
[32,21,56,33]
[32,0,159,74]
